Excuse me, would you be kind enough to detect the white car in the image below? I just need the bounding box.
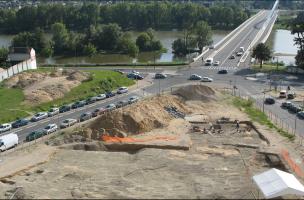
[96,93,106,101]
[31,112,48,122]
[117,87,128,94]
[43,124,58,134]
[0,123,12,133]
[128,96,139,104]
[60,119,77,129]
[236,52,243,56]
[131,70,140,75]
[213,61,220,66]
[201,77,213,82]
[48,107,59,117]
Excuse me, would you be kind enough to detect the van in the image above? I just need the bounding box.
[205,58,213,66]
[279,90,287,98]
[0,133,18,152]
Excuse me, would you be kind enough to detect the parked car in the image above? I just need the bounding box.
[92,107,106,117]
[72,100,86,109]
[209,45,215,49]
[96,93,106,101]
[113,69,124,74]
[218,69,228,74]
[85,97,98,105]
[31,112,48,122]
[0,123,12,133]
[213,61,220,66]
[26,130,45,142]
[106,103,116,111]
[48,107,59,117]
[289,105,302,113]
[131,70,140,75]
[127,73,144,80]
[236,52,243,56]
[117,87,128,94]
[0,133,18,152]
[287,92,296,99]
[80,112,92,122]
[264,97,275,104]
[279,90,287,98]
[43,124,58,134]
[201,77,213,82]
[59,104,72,113]
[129,96,139,104]
[12,118,29,128]
[189,74,202,80]
[116,100,129,108]
[297,111,304,119]
[281,101,292,109]
[60,119,78,129]
[229,55,236,59]
[155,73,167,79]
[106,91,116,98]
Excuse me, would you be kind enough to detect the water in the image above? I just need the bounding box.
[271,29,298,66]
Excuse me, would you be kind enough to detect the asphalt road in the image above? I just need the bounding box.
[2,8,304,143]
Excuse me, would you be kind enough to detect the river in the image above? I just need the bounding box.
[0,29,298,65]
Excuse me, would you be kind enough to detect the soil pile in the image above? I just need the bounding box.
[172,85,216,101]
[89,95,190,135]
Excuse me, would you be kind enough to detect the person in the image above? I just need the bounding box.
[287,85,290,91]
[236,120,240,132]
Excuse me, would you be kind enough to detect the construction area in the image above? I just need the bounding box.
[0,85,303,199]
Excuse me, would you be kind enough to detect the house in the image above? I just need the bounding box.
[7,47,36,66]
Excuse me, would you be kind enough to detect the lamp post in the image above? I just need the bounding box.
[262,91,266,113]
[272,56,279,71]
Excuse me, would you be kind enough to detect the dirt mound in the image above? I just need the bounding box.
[172,85,216,101]
[67,71,91,82]
[4,71,48,88]
[89,95,190,135]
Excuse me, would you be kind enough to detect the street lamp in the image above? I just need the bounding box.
[272,56,279,71]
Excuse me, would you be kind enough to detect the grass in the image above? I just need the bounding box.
[252,64,286,72]
[0,70,134,123]
[232,97,295,141]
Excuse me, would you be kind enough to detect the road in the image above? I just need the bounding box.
[2,5,303,143]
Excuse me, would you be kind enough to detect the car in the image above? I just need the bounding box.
[128,96,139,104]
[26,130,45,142]
[117,87,128,94]
[204,58,213,66]
[279,90,287,98]
[201,77,213,82]
[48,107,59,117]
[297,111,304,119]
[80,112,92,122]
[12,118,29,128]
[59,104,72,113]
[131,70,140,75]
[0,123,12,133]
[289,105,302,113]
[72,100,86,109]
[155,73,167,79]
[60,118,78,129]
[85,97,98,105]
[287,92,296,99]
[218,69,228,74]
[106,103,116,111]
[105,91,116,98]
[113,69,124,74]
[236,52,243,56]
[43,124,58,134]
[96,93,106,101]
[209,45,215,49]
[116,100,129,108]
[31,112,48,122]
[264,97,275,104]
[127,73,144,80]
[281,101,292,109]
[189,74,202,80]
[213,61,220,66]
[229,55,236,59]
[287,103,296,111]
[92,107,106,117]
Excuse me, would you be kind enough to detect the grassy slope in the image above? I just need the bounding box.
[0,70,134,123]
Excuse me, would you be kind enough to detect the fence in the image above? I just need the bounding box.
[0,58,37,82]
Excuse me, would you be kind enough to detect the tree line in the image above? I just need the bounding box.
[0,2,249,34]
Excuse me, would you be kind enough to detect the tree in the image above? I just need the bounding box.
[97,23,122,51]
[136,32,151,51]
[252,43,272,68]
[172,38,187,55]
[0,47,8,67]
[193,21,212,51]
[117,33,138,58]
[291,12,304,69]
[51,22,69,54]
[83,43,97,56]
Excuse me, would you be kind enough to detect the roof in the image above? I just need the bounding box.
[253,168,304,199]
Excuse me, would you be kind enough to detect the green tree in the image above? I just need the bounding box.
[83,43,97,56]
[97,23,122,51]
[252,43,272,68]
[172,38,187,55]
[136,32,151,51]
[0,47,8,67]
[12,32,34,47]
[193,21,212,51]
[51,22,69,54]
[291,12,304,69]
[117,33,139,58]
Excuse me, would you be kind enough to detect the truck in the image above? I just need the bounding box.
[205,57,213,66]
[0,133,18,152]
